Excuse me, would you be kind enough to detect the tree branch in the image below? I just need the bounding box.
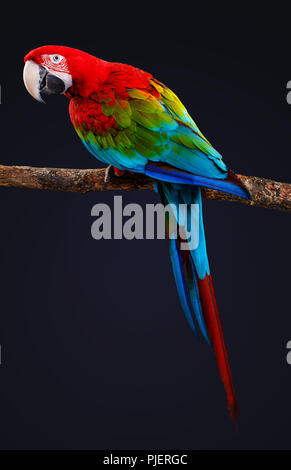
[0,164,290,212]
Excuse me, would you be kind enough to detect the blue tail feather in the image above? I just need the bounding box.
[157,182,211,343]
[168,237,198,337]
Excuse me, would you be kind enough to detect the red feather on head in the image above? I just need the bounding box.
[24,45,156,99]
[25,45,109,98]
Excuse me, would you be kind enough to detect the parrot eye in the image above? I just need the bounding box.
[50,54,63,64]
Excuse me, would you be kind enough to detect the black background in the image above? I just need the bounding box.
[0,5,291,450]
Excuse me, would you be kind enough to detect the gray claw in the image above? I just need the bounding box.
[104,165,113,184]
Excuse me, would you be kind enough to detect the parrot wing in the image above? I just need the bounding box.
[71,79,227,175]
[70,79,248,199]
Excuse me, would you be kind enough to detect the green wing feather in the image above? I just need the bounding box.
[75,78,227,176]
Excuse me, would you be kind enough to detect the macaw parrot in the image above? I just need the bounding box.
[23,45,249,421]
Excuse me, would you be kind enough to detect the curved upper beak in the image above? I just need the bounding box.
[23,60,45,102]
[23,60,72,103]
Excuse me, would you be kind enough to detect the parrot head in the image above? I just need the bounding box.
[23,45,108,102]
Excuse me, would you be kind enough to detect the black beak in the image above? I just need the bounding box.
[39,65,65,100]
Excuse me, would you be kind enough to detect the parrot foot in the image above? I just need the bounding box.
[104,165,114,184]
[104,165,127,184]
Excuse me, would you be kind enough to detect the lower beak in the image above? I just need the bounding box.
[23,60,66,103]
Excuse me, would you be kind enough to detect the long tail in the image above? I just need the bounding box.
[157,182,238,422]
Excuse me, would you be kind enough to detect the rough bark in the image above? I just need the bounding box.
[0,164,290,212]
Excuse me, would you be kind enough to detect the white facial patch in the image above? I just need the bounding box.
[41,54,72,93]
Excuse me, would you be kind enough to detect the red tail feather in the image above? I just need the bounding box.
[197,273,238,422]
